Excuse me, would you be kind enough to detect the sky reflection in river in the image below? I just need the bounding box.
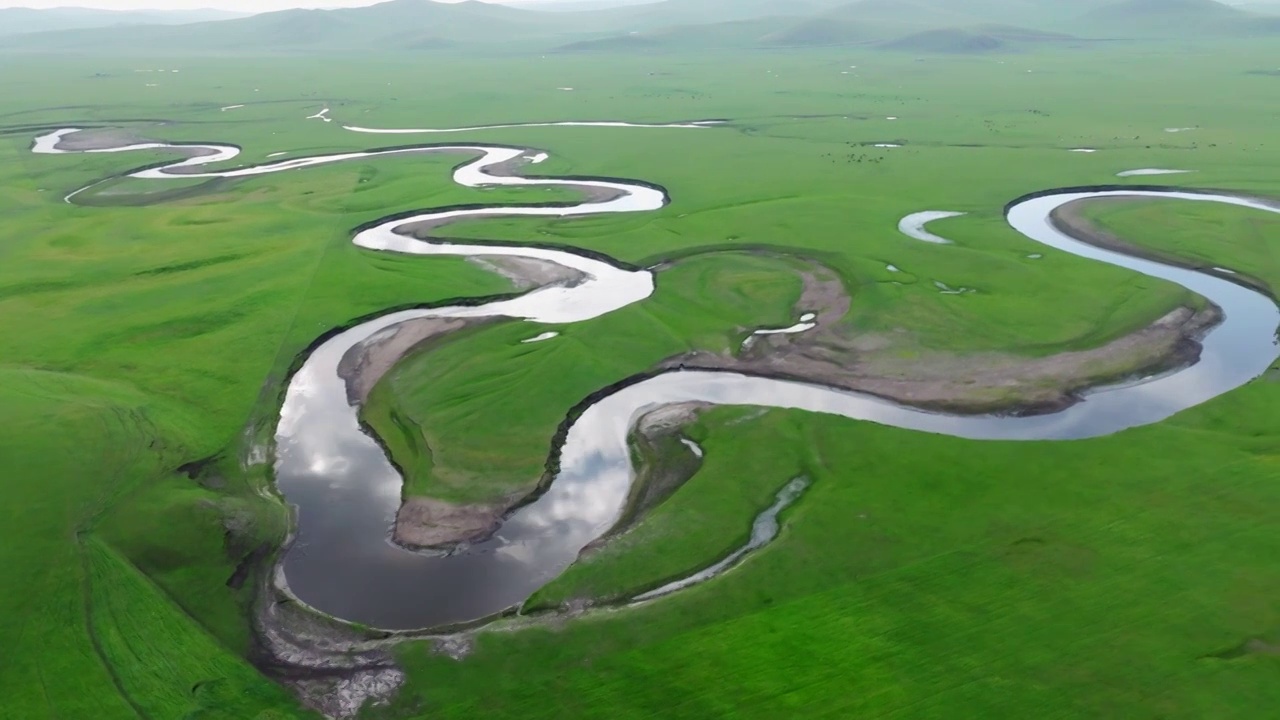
[31,127,1280,631]
[278,188,1278,630]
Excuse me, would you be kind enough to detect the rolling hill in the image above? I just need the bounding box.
[0,7,248,37]
[3,0,1278,54]
[760,0,1094,47]
[577,0,850,29]
[0,0,572,52]
[556,33,664,51]
[500,0,659,9]
[761,17,887,46]
[1073,0,1280,35]
[556,16,805,51]
[881,27,1009,52]
[878,24,1082,53]
[1236,1,1280,13]
[823,0,980,28]
[555,0,1095,51]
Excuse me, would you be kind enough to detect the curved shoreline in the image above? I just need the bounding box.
[343,119,727,134]
[1049,198,1273,297]
[898,210,966,244]
[30,127,1280,637]
[285,182,1279,633]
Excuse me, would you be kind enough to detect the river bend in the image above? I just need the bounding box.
[31,124,1280,631]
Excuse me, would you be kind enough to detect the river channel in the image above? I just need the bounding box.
[33,124,1280,631]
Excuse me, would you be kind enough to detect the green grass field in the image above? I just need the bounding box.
[2,36,1279,720]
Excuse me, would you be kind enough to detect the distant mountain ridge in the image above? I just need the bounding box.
[0,0,1275,53]
[499,0,658,9]
[1076,0,1278,35]
[555,0,1277,51]
[0,0,561,51]
[0,6,248,37]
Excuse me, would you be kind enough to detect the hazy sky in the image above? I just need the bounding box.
[0,0,538,10]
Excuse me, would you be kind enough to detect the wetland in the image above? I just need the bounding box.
[8,31,1280,720]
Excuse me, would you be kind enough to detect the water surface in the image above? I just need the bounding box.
[32,127,1280,631]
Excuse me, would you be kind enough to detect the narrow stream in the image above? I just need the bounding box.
[632,477,811,603]
[32,126,1280,632]
[898,210,966,244]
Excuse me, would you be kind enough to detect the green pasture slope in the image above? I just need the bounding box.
[0,39,1277,720]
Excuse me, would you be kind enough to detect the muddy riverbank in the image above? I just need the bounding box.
[336,256,585,407]
[33,127,1280,714]
[1051,197,1273,296]
[661,254,1221,415]
[361,223,1229,550]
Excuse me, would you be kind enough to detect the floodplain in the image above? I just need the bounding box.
[4,10,1280,719]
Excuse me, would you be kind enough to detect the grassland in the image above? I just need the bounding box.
[531,198,1280,608]
[1,37,1278,720]
[383,389,1280,719]
[363,251,804,503]
[365,43,1278,508]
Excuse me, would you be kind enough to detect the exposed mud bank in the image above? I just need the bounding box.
[1050,196,1273,296]
[34,125,1280,660]
[384,366,683,555]
[394,400,715,554]
[467,255,586,290]
[662,263,1221,416]
[381,299,1217,559]
[336,255,587,549]
[393,497,513,549]
[377,231,1224,553]
[253,565,405,719]
[338,316,493,405]
[40,126,151,151]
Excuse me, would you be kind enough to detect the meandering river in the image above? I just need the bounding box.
[32,123,1280,631]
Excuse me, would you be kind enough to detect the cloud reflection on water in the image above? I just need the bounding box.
[32,127,1280,631]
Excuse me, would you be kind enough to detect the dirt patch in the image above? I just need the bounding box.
[1204,637,1280,661]
[377,248,1223,555]
[254,576,405,719]
[52,127,233,174]
[392,404,711,554]
[635,401,708,436]
[664,262,1221,415]
[338,316,493,405]
[795,265,851,326]
[1236,638,1280,656]
[52,127,150,151]
[467,254,585,290]
[337,257,585,408]
[339,253,586,405]
[393,497,508,549]
[335,258,596,550]
[337,257,589,548]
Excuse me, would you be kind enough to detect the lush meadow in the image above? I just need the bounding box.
[1,39,1278,719]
